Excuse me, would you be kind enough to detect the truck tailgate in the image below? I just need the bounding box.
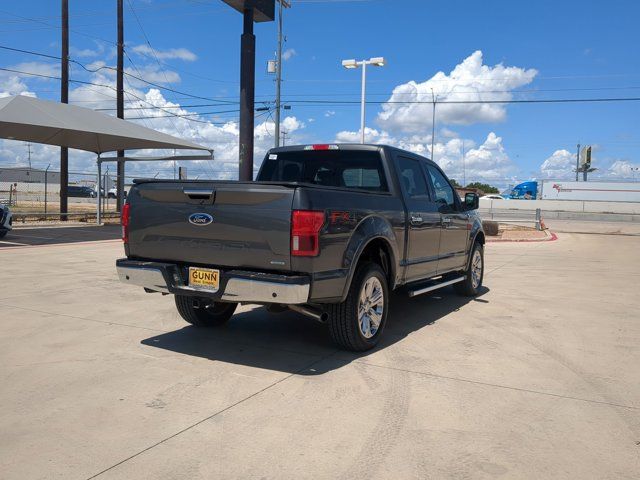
[126,181,295,271]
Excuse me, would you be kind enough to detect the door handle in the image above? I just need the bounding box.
[410,215,423,225]
[183,188,214,199]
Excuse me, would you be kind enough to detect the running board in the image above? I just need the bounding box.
[408,276,466,298]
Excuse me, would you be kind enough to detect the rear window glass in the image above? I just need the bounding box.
[257,150,388,192]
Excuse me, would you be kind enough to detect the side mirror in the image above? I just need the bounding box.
[464,192,479,210]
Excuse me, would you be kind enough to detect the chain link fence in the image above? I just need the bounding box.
[0,170,128,223]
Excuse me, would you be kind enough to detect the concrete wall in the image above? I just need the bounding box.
[479,198,640,215]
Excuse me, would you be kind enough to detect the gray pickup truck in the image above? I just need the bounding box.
[117,144,484,351]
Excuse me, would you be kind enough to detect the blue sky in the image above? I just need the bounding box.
[1,0,639,186]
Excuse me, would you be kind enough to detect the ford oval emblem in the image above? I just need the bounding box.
[189,213,213,226]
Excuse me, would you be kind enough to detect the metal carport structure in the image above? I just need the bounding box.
[0,95,213,222]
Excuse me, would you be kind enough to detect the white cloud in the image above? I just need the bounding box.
[334,128,515,186]
[324,110,336,117]
[0,75,35,97]
[131,45,197,62]
[377,50,537,133]
[0,61,60,97]
[540,149,575,178]
[604,160,640,179]
[8,62,60,80]
[282,48,297,61]
[71,42,106,59]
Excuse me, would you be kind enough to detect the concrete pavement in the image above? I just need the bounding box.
[0,230,638,479]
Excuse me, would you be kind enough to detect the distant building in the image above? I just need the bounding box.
[0,167,61,184]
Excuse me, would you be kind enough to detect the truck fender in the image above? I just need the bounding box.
[339,215,399,302]
[465,220,485,270]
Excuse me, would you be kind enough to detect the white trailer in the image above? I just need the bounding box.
[540,180,640,202]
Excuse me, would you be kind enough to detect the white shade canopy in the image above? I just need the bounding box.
[0,95,209,154]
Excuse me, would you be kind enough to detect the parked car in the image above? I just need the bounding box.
[116,144,485,351]
[68,185,96,198]
[107,187,127,199]
[0,203,13,238]
[480,194,505,200]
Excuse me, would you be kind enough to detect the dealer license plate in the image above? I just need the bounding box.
[188,267,220,292]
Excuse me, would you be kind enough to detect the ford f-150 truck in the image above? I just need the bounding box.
[117,144,484,351]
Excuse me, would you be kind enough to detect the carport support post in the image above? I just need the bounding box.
[96,157,102,226]
[238,7,256,181]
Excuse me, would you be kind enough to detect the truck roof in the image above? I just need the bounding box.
[268,143,436,165]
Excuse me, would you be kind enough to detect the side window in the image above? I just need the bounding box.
[397,156,429,199]
[426,165,457,213]
[342,168,383,190]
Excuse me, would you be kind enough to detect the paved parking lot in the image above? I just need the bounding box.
[1,227,639,479]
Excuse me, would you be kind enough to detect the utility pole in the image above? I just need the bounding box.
[274,1,290,148]
[575,143,580,181]
[462,140,466,187]
[60,0,69,220]
[430,88,436,162]
[116,0,125,212]
[281,129,289,146]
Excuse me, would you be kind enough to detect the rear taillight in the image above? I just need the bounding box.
[121,202,130,243]
[291,210,325,257]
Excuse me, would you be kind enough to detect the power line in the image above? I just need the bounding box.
[281,97,640,105]
[0,44,238,104]
[5,65,640,108]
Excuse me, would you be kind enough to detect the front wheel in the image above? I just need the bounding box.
[328,262,389,352]
[454,242,484,296]
[175,295,237,327]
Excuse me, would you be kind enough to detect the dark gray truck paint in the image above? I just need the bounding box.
[121,144,484,304]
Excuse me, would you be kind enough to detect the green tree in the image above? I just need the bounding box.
[465,182,499,194]
[449,178,461,188]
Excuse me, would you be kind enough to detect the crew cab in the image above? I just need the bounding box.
[116,144,485,351]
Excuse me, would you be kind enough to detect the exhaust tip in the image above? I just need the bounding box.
[319,312,329,323]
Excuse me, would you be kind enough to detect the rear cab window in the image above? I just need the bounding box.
[257,150,389,192]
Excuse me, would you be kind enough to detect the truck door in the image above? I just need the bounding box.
[395,155,441,283]
[425,164,470,273]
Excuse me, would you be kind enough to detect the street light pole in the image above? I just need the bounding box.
[342,57,385,144]
[431,88,436,162]
[360,61,367,144]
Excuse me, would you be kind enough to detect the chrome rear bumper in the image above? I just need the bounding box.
[116,259,310,305]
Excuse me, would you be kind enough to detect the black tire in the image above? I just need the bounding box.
[328,262,389,352]
[454,241,484,296]
[174,295,237,327]
[0,230,7,239]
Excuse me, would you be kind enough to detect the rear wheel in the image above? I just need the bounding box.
[328,262,389,352]
[0,230,6,239]
[454,242,484,296]
[174,295,237,327]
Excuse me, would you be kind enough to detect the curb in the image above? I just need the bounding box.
[486,232,558,243]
